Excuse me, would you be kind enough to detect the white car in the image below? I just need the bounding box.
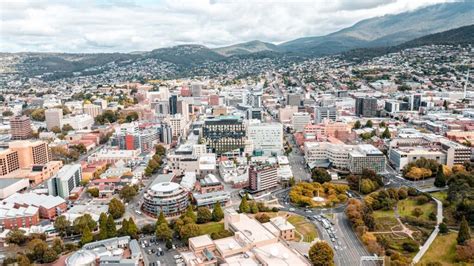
[174,255,182,259]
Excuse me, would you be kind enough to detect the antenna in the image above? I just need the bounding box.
[464,68,470,99]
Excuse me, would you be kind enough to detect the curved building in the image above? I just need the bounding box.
[66,250,96,266]
[142,182,189,217]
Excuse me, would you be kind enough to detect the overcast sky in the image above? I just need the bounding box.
[0,0,454,53]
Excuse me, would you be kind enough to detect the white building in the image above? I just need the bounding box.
[167,114,187,137]
[45,108,63,130]
[47,164,82,198]
[292,112,311,132]
[61,114,94,130]
[247,121,283,155]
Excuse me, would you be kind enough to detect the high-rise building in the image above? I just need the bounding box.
[167,114,187,137]
[9,140,50,168]
[177,99,189,119]
[409,94,422,111]
[10,115,32,140]
[287,93,301,107]
[384,101,400,113]
[159,124,173,144]
[314,106,337,123]
[247,122,283,155]
[355,97,377,117]
[83,104,102,118]
[0,149,20,176]
[191,83,203,97]
[48,164,82,198]
[348,145,386,174]
[45,108,63,130]
[169,95,178,115]
[202,116,246,156]
[249,163,278,192]
[292,112,311,132]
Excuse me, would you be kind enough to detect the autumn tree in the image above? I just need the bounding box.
[311,168,331,184]
[108,198,125,219]
[179,223,201,241]
[53,215,70,236]
[119,185,138,202]
[309,241,334,266]
[197,207,212,224]
[156,223,173,241]
[239,195,250,213]
[212,203,224,222]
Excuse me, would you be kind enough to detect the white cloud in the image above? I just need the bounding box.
[0,0,453,52]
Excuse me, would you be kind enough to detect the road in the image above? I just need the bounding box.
[285,132,311,182]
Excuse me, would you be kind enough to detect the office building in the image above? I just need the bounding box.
[48,164,82,198]
[292,112,311,132]
[348,144,386,174]
[154,100,170,117]
[355,97,378,117]
[0,149,20,176]
[10,116,32,140]
[409,94,422,111]
[384,101,400,113]
[167,114,187,137]
[191,83,202,97]
[159,124,173,144]
[169,95,178,115]
[287,93,301,106]
[142,182,189,217]
[202,116,246,156]
[61,114,94,130]
[83,104,102,118]
[247,122,283,155]
[9,140,51,168]
[314,105,337,123]
[249,163,278,192]
[45,108,63,130]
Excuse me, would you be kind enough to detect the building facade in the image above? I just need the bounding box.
[10,116,32,140]
[202,116,246,156]
[142,182,189,217]
[48,164,82,198]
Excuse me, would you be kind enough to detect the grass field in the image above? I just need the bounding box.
[418,232,459,266]
[373,209,398,231]
[199,222,224,235]
[430,191,447,201]
[398,198,436,221]
[287,215,318,242]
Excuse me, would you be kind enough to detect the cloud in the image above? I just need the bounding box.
[0,0,453,52]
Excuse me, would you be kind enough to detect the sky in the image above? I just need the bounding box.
[0,0,455,53]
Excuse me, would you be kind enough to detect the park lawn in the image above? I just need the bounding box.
[418,232,459,266]
[199,222,224,235]
[373,209,398,231]
[398,198,436,221]
[430,191,447,201]
[287,215,318,242]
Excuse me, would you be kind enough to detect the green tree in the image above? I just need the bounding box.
[179,223,201,241]
[197,207,212,224]
[157,211,167,227]
[353,120,361,129]
[73,214,97,234]
[239,195,250,213]
[166,238,173,249]
[27,238,48,261]
[381,127,391,139]
[311,168,332,184]
[250,201,259,214]
[457,216,471,245]
[98,213,108,240]
[365,120,373,128]
[62,124,74,132]
[118,219,129,236]
[212,203,224,222]
[6,229,28,245]
[156,223,173,240]
[434,165,447,187]
[309,241,334,266]
[141,224,155,235]
[439,223,449,234]
[125,112,139,123]
[42,248,58,263]
[127,218,139,239]
[106,214,117,238]
[53,215,70,236]
[379,121,386,128]
[80,226,93,246]
[52,238,64,255]
[31,108,45,121]
[119,185,138,202]
[289,176,296,187]
[183,205,197,222]
[108,198,125,219]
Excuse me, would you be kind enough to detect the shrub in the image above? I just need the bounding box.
[402,241,419,252]
[415,195,430,205]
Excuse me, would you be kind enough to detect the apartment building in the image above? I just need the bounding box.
[292,112,311,132]
[48,164,82,199]
[249,163,278,192]
[9,115,32,140]
[247,122,283,155]
[45,108,63,130]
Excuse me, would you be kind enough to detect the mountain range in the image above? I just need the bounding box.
[3,1,473,78]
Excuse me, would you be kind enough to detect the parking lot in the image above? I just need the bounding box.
[138,235,183,266]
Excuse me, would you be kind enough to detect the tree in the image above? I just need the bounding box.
[87,187,99,197]
[457,216,471,245]
[16,253,31,266]
[166,238,173,249]
[381,127,391,139]
[212,203,224,222]
[141,224,156,235]
[365,120,373,128]
[125,112,139,123]
[27,238,48,261]
[434,164,447,187]
[156,223,173,241]
[31,108,45,121]
[239,195,250,213]
[98,213,108,240]
[6,229,27,246]
[118,219,129,236]
[379,121,386,128]
[439,223,449,234]
[155,144,166,156]
[52,238,64,255]
[62,124,74,132]
[51,126,61,134]
[2,110,13,116]
[402,241,419,252]
[42,248,58,263]
[73,214,97,234]
[53,215,70,236]
[184,205,197,222]
[250,201,259,214]
[119,185,138,202]
[157,211,167,227]
[179,223,201,241]
[353,120,361,129]
[127,218,139,239]
[108,198,125,219]
[255,213,271,223]
[106,214,117,238]
[309,241,334,266]
[412,208,424,218]
[289,176,296,187]
[80,226,93,246]
[197,207,212,224]
[311,168,331,184]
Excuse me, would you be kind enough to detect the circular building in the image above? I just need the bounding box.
[142,182,189,217]
[66,250,96,266]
